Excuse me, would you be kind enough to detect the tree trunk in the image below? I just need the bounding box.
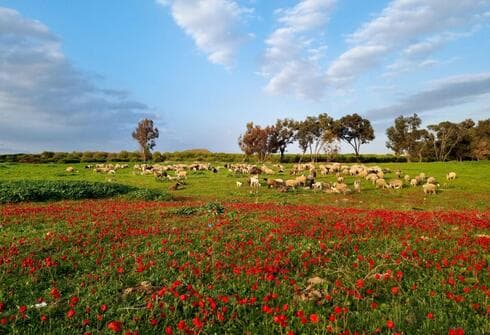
[280,148,285,163]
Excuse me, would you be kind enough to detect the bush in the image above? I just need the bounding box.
[0,180,137,203]
[124,188,172,201]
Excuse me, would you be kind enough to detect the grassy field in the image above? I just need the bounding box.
[0,161,489,210]
[0,161,489,334]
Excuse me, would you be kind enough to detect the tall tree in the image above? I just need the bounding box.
[471,119,490,160]
[335,113,375,161]
[294,114,336,162]
[386,113,428,162]
[132,119,159,161]
[269,119,297,162]
[238,122,275,161]
[427,119,474,161]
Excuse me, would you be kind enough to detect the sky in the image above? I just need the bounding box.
[0,0,489,155]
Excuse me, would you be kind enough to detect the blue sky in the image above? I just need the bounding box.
[1,0,489,154]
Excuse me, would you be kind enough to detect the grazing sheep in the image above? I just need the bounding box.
[285,179,299,189]
[375,178,388,189]
[108,170,116,175]
[312,182,323,191]
[353,179,361,193]
[337,175,344,183]
[66,166,75,173]
[395,169,402,178]
[366,173,378,184]
[264,178,284,188]
[410,178,418,187]
[249,176,261,188]
[236,181,242,188]
[295,175,307,187]
[177,171,187,180]
[426,176,437,184]
[446,172,457,180]
[332,183,351,195]
[404,175,411,183]
[419,172,426,181]
[423,183,437,195]
[389,179,403,189]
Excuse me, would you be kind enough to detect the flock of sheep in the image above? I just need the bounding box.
[236,163,457,195]
[64,161,457,196]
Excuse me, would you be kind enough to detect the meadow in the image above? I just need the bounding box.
[0,161,489,210]
[0,161,489,334]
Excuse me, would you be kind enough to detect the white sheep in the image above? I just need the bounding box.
[410,178,418,187]
[446,172,457,180]
[389,179,403,189]
[423,183,438,195]
[426,176,437,184]
[236,181,243,188]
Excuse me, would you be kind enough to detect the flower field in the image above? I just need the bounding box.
[0,200,489,334]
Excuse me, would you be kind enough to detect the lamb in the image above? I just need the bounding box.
[423,183,437,195]
[337,175,344,183]
[446,172,457,180]
[410,178,418,187]
[404,175,411,183]
[236,181,243,188]
[177,171,187,180]
[389,179,403,189]
[66,166,75,173]
[249,176,260,188]
[419,172,426,181]
[353,179,361,193]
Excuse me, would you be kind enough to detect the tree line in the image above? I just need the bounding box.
[238,114,489,162]
[239,113,375,162]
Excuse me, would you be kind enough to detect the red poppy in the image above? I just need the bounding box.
[107,320,123,333]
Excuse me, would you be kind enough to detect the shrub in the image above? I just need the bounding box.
[0,180,136,203]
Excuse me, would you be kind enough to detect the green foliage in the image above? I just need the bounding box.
[0,180,136,203]
[124,188,171,201]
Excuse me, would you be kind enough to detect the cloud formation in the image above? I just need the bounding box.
[261,0,336,100]
[366,72,490,120]
[158,0,250,67]
[0,7,152,153]
[327,0,489,87]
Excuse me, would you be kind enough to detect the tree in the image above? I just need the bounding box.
[294,114,336,162]
[238,122,275,161]
[386,113,428,162]
[132,119,159,162]
[269,119,296,162]
[471,119,490,160]
[427,119,474,161]
[335,113,375,161]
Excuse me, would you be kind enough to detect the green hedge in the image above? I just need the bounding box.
[0,151,410,164]
[0,180,171,203]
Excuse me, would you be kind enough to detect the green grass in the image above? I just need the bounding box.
[0,161,489,210]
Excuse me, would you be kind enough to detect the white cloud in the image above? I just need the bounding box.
[326,0,489,87]
[158,0,251,67]
[0,7,153,153]
[262,0,336,99]
[366,72,490,120]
